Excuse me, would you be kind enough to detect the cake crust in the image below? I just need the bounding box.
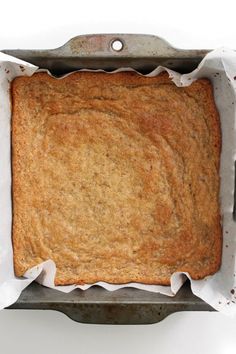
[12,71,222,285]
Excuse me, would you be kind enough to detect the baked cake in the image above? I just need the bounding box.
[12,72,222,285]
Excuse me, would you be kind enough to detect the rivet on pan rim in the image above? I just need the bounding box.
[110,38,124,52]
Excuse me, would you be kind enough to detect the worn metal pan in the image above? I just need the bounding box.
[3,34,213,324]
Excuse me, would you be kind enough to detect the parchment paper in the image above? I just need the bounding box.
[0,49,236,315]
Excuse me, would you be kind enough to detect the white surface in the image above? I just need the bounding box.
[1,0,236,353]
[0,310,235,354]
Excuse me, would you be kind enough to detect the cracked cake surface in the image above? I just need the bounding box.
[12,71,222,285]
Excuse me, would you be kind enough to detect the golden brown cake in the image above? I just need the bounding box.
[12,71,222,285]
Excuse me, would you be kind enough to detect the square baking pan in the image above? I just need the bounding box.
[3,34,215,324]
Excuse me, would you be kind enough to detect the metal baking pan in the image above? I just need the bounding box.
[3,34,213,324]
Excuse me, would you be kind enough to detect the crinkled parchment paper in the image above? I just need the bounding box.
[0,49,236,315]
